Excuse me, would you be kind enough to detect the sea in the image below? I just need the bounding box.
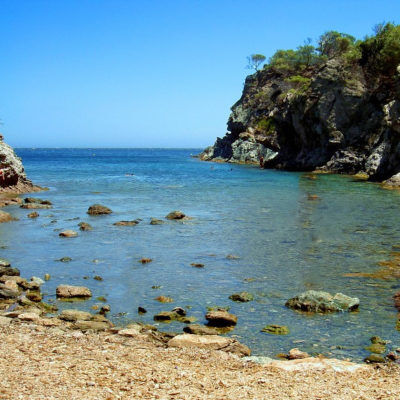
[3,148,400,361]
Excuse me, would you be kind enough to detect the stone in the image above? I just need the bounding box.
[0,258,11,268]
[73,320,110,332]
[364,354,386,363]
[59,309,92,322]
[0,210,16,223]
[154,311,178,322]
[205,309,237,327]
[56,285,92,299]
[57,257,72,263]
[18,313,40,322]
[167,334,251,357]
[78,222,92,231]
[44,274,51,281]
[138,306,147,314]
[0,283,19,299]
[226,254,240,260]
[288,348,309,360]
[30,276,44,286]
[140,258,152,264]
[261,325,290,335]
[26,291,42,302]
[150,218,164,225]
[190,263,204,268]
[166,211,186,220]
[285,290,359,313]
[113,220,139,226]
[100,305,110,314]
[155,296,173,303]
[87,204,112,215]
[4,280,18,291]
[0,266,20,277]
[229,292,254,302]
[59,230,78,238]
[365,343,386,354]
[118,328,141,337]
[183,324,220,335]
[20,203,51,209]
[0,316,11,325]
[27,212,39,218]
[93,275,103,281]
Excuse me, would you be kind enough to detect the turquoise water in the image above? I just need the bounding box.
[3,148,400,361]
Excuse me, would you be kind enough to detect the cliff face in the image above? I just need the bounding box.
[200,58,400,182]
[0,138,37,193]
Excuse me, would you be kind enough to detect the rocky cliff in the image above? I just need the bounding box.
[0,137,38,193]
[200,41,400,184]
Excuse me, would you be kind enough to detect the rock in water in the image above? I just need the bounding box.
[285,290,359,313]
[165,211,186,220]
[150,218,164,225]
[261,325,290,335]
[229,291,254,302]
[78,222,92,231]
[0,210,17,223]
[59,230,78,238]
[205,309,237,327]
[87,204,112,215]
[56,285,92,299]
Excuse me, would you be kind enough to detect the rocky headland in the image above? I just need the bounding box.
[200,24,400,186]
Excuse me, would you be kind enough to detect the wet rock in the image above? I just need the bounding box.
[364,354,386,363]
[0,210,17,223]
[285,290,359,313]
[56,285,92,299]
[57,257,72,263]
[140,258,153,264]
[44,274,51,281]
[26,291,42,302]
[113,220,139,226]
[0,259,11,268]
[229,291,254,302]
[370,336,387,345]
[60,309,93,322]
[96,296,107,302]
[87,204,112,215]
[59,230,78,238]
[288,348,309,360]
[365,343,386,354]
[190,263,204,268]
[30,276,44,286]
[155,296,173,303]
[0,265,20,277]
[205,309,237,327]
[183,324,220,335]
[154,307,189,323]
[93,275,103,281]
[166,210,186,220]
[167,334,251,357]
[100,305,110,314]
[27,212,39,219]
[171,307,186,316]
[150,218,164,225]
[138,306,147,314]
[261,325,290,335]
[78,222,92,231]
[24,197,52,205]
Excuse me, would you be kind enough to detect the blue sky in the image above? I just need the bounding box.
[0,0,399,148]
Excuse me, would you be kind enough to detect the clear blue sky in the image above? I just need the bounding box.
[0,0,399,148]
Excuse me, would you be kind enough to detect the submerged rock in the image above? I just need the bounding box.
[56,285,92,299]
[113,220,139,226]
[205,309,237,327]
[140,258,153,264]
[57,257,72,263]
[167,334,251,357]
[285,290,359,313]
[27,212,39,219]
[364,354,386,363]
[229,292,254,302]
[0,210,17,223]
[59,230,78,238]
[150,218,164,225]
[288,348,309,360]
[155,296,173,303]
[78,222,92,231]
[261,324,289,335]
[183,324,220,335]
[190,263,204,268]
[87,204,112,215]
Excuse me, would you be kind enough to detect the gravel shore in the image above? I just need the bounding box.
[1,323,400,400]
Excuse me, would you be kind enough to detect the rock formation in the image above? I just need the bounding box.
[200,55,400,183]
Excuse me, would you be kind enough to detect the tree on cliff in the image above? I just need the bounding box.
[247,54,266,71]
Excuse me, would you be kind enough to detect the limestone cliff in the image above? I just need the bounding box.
[200,58,400,183]
[0,137,38,193]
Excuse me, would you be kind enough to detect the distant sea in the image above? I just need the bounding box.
[3,148,400,360]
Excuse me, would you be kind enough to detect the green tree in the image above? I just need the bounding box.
[317,31,356,58]
[247,54,266,71]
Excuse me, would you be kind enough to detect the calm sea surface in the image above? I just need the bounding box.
[3,148,400,360]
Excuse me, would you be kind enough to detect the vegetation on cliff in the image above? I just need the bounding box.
[200,23,400,183]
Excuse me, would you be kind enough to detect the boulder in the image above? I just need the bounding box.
[73,320,110,332]
[87,204,112,215]
[288,348,309,360]
[167,334,251,357]
[364,354,386,363]
[20,202,51,209]
[26,291,42,302]
[205,309,237,327]
[18,313,40,322]
[165,211,186,220]
[59,230,78,238]
[0,210,17,223]
[78,222,92,231]
[229,292,254,302]
[0,283,19,299]
[56,285,92,299]
[261,324,290,335]
[0,265,20,277]
[59,309,92,322]
[285,290,359,313]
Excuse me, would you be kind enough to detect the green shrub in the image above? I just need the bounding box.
[257,117,276,134]
[284,75,311,95]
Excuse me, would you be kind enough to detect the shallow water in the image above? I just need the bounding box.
[3,148,400,360]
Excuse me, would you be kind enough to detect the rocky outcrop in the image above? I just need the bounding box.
[200,58,400,183]
[0,138,39,193]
